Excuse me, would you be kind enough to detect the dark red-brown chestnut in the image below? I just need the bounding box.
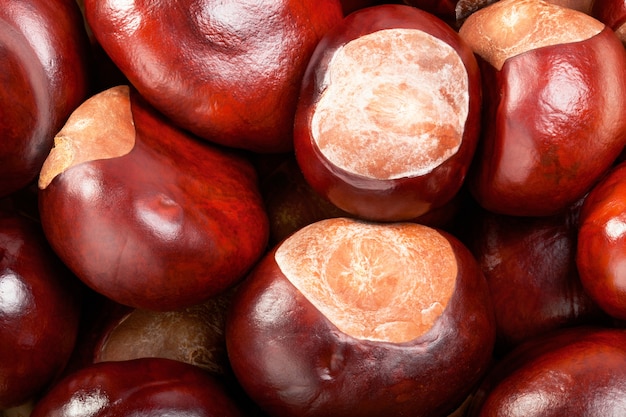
[83,0,343,153]
[294,4,482,222]
[465,202,607,356]
[459,0,626,217]
[577,161,626,321]
[0,208,82,408]
[465,327,626,416]
[226,217,495,417]
[591,0,626,44]
[29,358,245,417]
[0,0,91,198]
[37,85,270,311]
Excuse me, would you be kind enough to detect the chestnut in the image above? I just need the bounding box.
[577,161,626,321]
[260,155,351,245]
[83,0,343,153]
[0,209,82,408]
[591,0,626,44]
[93,288,237,378]
[37,85,270,311]
[465,202,608,355]
[226,217,495,417]
[465,326,626,416]
[29,358,245,417]
[459,0,626,217]
[294,4,482,222]
[0,0,91,198]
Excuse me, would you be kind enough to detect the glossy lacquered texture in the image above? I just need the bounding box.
[294,5,482,222]
[83,0,343,153]
[466,327,626,416]
[0,209,82,408]
[226,222,495,417]
[577,161,626,320]
[38,87,270,311]
[468,27,626,216]
[30,358,245,417]
[0,0,91,198]
[466,203,607,355]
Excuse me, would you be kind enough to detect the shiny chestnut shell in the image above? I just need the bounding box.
[0,209,82,408]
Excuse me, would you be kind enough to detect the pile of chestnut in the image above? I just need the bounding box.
[3,0,626,416]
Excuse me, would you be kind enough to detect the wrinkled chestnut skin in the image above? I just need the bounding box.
[466,327,626,416]
[0,0,91,198]
[294,5,482,222]
[83,0,343,153]
[38,88,270,311]
[30,358,245,417]
[468,28,626,217]
[226,230,495,417]
[466,202,608,356]
[0,209,82,408]
[577,161,626,321]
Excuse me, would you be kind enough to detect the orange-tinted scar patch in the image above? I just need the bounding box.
[274,217,458,343]
[311,28,469,180]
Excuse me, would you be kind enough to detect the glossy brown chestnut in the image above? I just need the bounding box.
[37,86,270,311]
[577,161,626,321]
[0,0,91,198]
[83,0,343,154]
[261,156,351,245]
[30,357,245,417]
[465,327,626,416]
[226,217,495,417]
[0,209,82,408]
[591,0,626,44]
[294,4,482,222]
[466,202,607,355]
[459,0,626,217]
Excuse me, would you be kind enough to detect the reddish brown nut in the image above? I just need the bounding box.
[459,0,626,217]
[0,209,82,408]
[591,0,626,44]
[30,358,245,417]
[577,161,626,321]
[83,0,343,153]
[466,327,626,416]
[466,202,608,355]
[37,85,269,311]
[226,217,495,417]
[0,0,91,198]
[294,4,482,222]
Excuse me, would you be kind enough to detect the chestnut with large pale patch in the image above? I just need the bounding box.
[460,0,626,216]
[226,217,495,417]
[37,86,269,311]
[294,4,482,222]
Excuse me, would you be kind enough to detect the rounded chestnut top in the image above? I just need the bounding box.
[310,28,469,180]
[459,0,604,70]
[274,217,457,343]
